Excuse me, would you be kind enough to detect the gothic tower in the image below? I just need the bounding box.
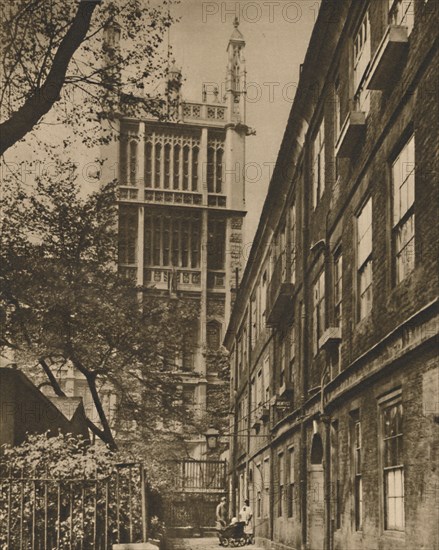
[101,19,252,459]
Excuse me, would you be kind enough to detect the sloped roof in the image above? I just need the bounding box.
[47,396,83,421]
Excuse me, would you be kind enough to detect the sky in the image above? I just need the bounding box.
[170,0,318,245]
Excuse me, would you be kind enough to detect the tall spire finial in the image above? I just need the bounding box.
[233,16,239,29]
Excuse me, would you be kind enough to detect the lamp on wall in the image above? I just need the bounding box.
[205,426,220,450]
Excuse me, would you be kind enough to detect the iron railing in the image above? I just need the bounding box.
[0,463,149,550]
[171,459,227,492]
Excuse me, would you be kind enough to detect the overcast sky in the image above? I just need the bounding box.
[171,0,317,244]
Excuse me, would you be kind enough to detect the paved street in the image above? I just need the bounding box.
[167,538,265,550]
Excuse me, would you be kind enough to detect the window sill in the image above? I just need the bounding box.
[381,530,405,539]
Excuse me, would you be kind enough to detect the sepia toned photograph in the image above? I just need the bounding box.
[1,1,438,549]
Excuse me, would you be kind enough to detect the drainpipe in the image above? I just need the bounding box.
[299,302,309,550]
[320,365,331,550]
[321,192,333,550]
[300,412,307,550]
[301,146,310,549]
[231,338,239,518]
[246,292,252,503]
[269,441,275,542]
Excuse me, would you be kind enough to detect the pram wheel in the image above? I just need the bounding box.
[238,537,246,546]
[222,538,229,547]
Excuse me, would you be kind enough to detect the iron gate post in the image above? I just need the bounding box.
[140,465,148,542]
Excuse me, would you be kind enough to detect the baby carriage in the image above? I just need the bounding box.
[217,519,247,547]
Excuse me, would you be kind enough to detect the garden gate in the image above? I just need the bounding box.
[163,459,227,535]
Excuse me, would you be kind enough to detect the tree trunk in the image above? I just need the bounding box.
[70,356,117,450]
[39,357,66,397]
[0,0,101,155]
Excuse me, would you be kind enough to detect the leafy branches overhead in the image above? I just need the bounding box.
[0,0,175,154]
[0,165,199,450]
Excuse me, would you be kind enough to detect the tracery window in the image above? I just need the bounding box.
[140,132,201,191]
[207,145,224,193]
[118,206,138,264]
[144,214,201,268]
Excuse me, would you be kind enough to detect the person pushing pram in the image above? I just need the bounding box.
[217,516,247,547]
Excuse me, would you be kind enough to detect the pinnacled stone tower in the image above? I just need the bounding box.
[101,18,252,459]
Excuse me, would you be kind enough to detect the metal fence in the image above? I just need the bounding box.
[177,459,226,492]
[0,463,148,550]
[164,459,227,531]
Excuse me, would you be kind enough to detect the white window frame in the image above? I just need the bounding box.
[334,250,343,328]
[334,77,342,143]
[313,270,325,354]
[288,324,296,386]
[263,457,270,518]
[256,462,262,518]
[379,391,404,531]
[290,203,297,284]
[353,10,371,115]
[278,451,285,517]
[356,198,373,320]
[287,446,295,518]
[312,118,325,208]
[354,416,363,530]
[389,0,414,35]
[392,134,415,284]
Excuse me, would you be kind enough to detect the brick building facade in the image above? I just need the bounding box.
[225,1,438,549]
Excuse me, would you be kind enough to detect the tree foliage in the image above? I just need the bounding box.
[0,0,175,154]
[0,164,199,450]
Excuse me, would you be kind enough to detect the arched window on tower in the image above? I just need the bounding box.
[192,146,199,191]
[155,143,162,188]
[129,141,138,185]
[120,137,128,184]
[216,148,223,193]
[173,144,181,189]
[208,218,226,270]
[164,143,171,189]
[183,145,190,190]
[207,147,215,193]
[145,141,152,187]
[118,206,138,265]
[207,321,222,350]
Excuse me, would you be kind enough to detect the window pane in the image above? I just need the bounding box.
[192,147,199,191]
[173,145,181,189]
[393,135,415,225]
[155,143,162,188]
[216,148,223,193]
[207,148,215,193]
[164,144,171,189]
[145,141,152,186]
[129,141,138,185]
[183,146,190,190]
[354,11,371,91]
